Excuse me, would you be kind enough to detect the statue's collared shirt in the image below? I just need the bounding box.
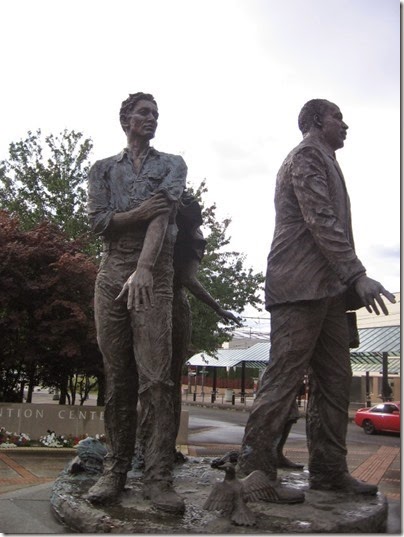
[265,137,366,311]
[87,147,187,237]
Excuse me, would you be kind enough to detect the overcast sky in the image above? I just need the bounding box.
[0,0,399,331]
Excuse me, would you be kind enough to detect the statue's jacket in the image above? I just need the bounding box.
[265,137,366,312]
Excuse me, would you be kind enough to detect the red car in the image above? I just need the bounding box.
[354,402,400,435]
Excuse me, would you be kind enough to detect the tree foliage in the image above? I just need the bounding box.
[187,180,264,354]
[0,211,102,403]
[0,129,96,253]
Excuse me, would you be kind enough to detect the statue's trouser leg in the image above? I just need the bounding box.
[133,308,176,485]
[133,246,176,486]
[277,420,294,457]
[95,246,176,485]
[306,297,351,484]
[171,287,192,438]
[95,265,138,478]
[137,287,190,456]
[238,295,350,482]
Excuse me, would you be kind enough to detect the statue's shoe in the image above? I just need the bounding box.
[143,482,185,514]
[310,472,378,495]
[85,472,126,504]
[265,480,305,504]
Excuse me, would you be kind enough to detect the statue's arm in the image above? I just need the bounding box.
[110,194,171,231]
[109,154,187,231]
[292,147,395,314]
[291,147,366,286]
[116,211,171,311]
[87,160,116,235]
[154,155,188,202]
[87,160,172,235]
[115,157,187,311]
[181,258,242,325]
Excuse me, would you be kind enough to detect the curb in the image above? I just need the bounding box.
[182,400,357,421]
[0,447,76,454]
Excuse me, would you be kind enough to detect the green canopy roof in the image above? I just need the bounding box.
[187,326,400,374]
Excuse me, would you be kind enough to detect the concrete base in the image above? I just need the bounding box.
[51,458,388,533]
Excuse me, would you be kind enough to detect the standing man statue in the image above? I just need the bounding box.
[86,92,187,513]
[237,99,396,497]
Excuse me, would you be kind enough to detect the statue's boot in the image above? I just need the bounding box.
[263,479,305,504]
[310,472,378,495]
[143,481,185,514]
[86,471,126,504]
[277,455,304,469]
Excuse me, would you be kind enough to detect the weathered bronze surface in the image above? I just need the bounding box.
[135,194,240,465]
[86,93,187,511]
[51,458,388,533]
[86,93,241,513]
[238,99,395,492]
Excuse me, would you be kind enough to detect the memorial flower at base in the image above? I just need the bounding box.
[0,427,31,447]
[39,430,91,448]
[0,427,105,449]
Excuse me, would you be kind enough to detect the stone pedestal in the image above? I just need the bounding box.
[51,458,387,533]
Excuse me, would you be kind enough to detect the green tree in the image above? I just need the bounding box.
[187,180,264,354]
[0,129,96,253]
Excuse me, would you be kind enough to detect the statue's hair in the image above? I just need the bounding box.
[119,92,157,133]
[298,99,334,134]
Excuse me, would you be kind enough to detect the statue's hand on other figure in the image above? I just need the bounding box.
[130,192,171,223]
[111,192,171,230]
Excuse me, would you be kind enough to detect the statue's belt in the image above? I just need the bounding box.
[103,237,144,253]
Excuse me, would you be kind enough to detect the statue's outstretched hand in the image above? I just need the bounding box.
[354,275,396,315]
[217,308,243,327]
[116,268,154,311]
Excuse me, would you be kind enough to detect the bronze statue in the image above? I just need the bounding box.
[170,194,242,444]
[237,99,395,496]
[86,93,187,513]
[136,193,241,464]
[204,459,279,526]
[277,400,304,470]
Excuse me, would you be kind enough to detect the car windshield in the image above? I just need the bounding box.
[371,403,399,413]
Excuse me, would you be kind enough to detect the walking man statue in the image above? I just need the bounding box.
[237,99,395,498]
[87,92,187,513]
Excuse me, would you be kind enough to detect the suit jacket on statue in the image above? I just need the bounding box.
[265,135,366,311]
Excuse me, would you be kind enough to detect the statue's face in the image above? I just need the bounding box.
[321,103,348,150]
[127,99,159,140]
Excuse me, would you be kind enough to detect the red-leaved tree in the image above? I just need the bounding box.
[0,211,103,404]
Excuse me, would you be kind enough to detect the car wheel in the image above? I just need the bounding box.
[363,419,376,435]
